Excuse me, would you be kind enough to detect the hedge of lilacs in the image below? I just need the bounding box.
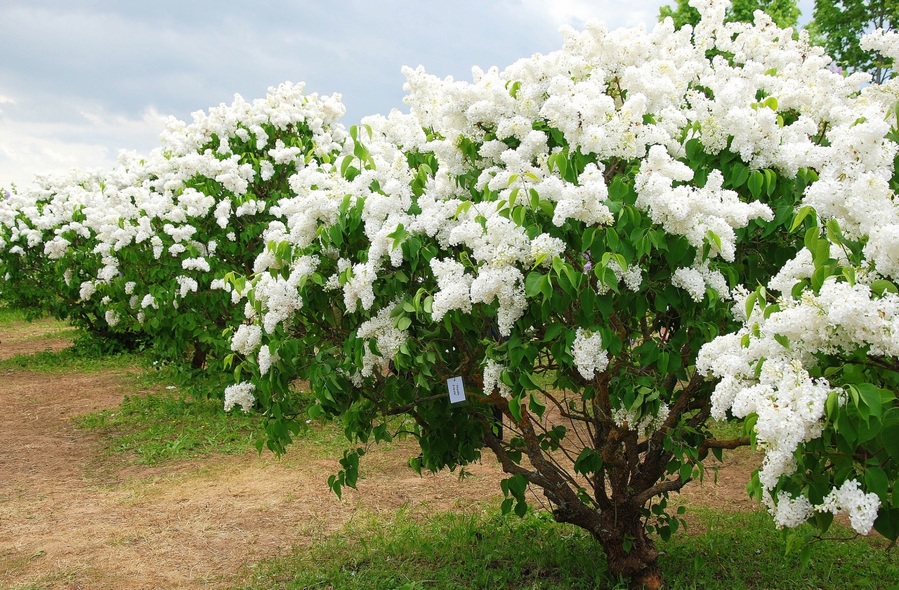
[3,0,899,586]
[0,83,346,368]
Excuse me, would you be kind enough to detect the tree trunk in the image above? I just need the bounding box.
[190,341,207,370]
[552,500,662,589]
[595,505,662,589]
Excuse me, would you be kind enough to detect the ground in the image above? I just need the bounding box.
[0,319,761,590]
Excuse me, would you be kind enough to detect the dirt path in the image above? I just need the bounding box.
[0,322,508,590]
[0,320,760,590]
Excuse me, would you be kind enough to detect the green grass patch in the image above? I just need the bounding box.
[77,392,265,465]
[239,508,610,590]
[0,347,140,374]
[237,506,899,590]
[0,305,31,325]
[663,507,899,589]
[707,417,747,440]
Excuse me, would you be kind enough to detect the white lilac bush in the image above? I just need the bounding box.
[225,2,899,586]
[0,82,347,367]
[3,0,899,585]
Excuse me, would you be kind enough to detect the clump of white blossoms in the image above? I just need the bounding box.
[355,305,409,378]
[483,359,512,399]
[572,328,609,380]
[231,323,263,356]
[224,382,256,413]
[430,258,473,320]
[612,403,670,438]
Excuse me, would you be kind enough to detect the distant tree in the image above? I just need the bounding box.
[659,0,800,29]
[808,0,898,83]
[658,0,701,28]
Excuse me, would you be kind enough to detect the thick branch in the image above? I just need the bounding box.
[633,476,686,506]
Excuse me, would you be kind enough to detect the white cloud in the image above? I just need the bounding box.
[519,0,664,30]
[0,105,167,189]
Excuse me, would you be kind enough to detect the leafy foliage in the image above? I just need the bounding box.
[808,0,898,82]
[659,0,800,29]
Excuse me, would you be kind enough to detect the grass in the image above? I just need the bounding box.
[76,390,264,465]
[0,305,33,325]
[0,311,331,466]
[76,386,369,466]
[74,356,344,465]
[236,506,899,590]
[0,346,140,373]
[238,508,611,590]
[663,508,899,589]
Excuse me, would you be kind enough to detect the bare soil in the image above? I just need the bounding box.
[0,320,761,590]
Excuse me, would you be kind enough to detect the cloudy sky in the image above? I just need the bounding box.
[0,0,813,189]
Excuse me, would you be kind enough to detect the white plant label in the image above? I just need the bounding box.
[447,376,466,405]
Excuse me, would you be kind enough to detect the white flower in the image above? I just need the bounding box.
[224,382,256,413]
[104,310,120,327]
[483,359,511,399]
[79,281,96,301]
[572,328,609,380]
[258,345,279,376]
[530,233,566,267]
[356,305,408,377]
[231,323,263,356]
[182,257,210,272]
[430,258,473,320]
[817,479,880,535]
[175,275,199,298]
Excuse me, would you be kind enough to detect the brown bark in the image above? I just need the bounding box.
[482,422,665,588]
[595,505,663,590]
[190,341,207,370]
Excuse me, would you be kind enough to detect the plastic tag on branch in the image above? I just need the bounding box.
[447,376,466,405]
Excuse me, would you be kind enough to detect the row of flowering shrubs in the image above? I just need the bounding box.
[3,1,899,585]
[0,83,347,367]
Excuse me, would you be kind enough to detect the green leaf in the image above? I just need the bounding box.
[764,168,777,196]
[882,423,899,462]
[773,333,790,349]
[825,219,844,244]
[748,170,764,199]
[543,323,567,342]
[855,383,888,422]
[509,395,522,422]
[874,507,899,542]
[871,279,899,296]
[804,226,819,255]
[864,466,889,498]
[607,228,620,251]
[728,162,750,188]
[790,206,814,232]
[825,390,841,421]
[525,271,544,298]
[574,448,604,475]
[582,227,597,251]
[529,393,546,418]
[705,229,722,254]
[744,290,759,320]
